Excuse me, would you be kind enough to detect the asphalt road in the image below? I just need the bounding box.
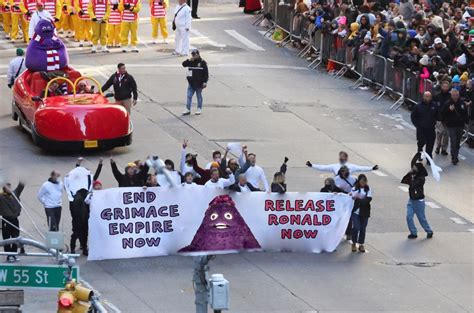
[0,3,472,312]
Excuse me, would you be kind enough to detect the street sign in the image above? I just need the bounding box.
[0,264,79,289]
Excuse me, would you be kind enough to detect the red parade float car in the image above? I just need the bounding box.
[11,66,132,150]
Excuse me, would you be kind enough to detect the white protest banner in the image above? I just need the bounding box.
[227,142,242,157]
[88,186,353,260]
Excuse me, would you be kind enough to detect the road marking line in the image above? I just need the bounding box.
[425,201,441,209]
[450,217,467,225]
[190,29,226,48]
[398,186,409,193]
[372,170,387,177]
[225,29,265,51]
[468,229,474,233]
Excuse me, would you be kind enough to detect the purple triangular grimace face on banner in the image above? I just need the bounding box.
[179,195,262,253]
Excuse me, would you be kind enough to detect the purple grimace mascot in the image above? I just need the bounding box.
[26,19,68,72]
[179,195,261,253]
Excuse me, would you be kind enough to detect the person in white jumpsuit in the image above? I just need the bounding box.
[172,0,191,56]
[28,2,53,39]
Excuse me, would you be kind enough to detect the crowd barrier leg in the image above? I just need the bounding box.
[307,35,323,69]
[252,12,265,26]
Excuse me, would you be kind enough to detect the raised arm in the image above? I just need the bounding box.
[222,172,235,188]
[110,159,123,183]
[14,182,25,197]
[93,158,103,181]
[306,161,337,172]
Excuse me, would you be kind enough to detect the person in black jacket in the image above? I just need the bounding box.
[350,174,372,253]
[441,89,468,165]
[182,49,208,116]
[110,158,149,187]
[0,181,24,263]
[434,81,451,155]
[411,92,438,158]
[229,174,260,192]
[271,157,288,193]
[401,152,433,239]
[320,177,343,193]
[101,63,138,115]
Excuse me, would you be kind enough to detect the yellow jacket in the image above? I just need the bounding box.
[118,0,140,14]
[87,0,110,20]
[15,0,29,14]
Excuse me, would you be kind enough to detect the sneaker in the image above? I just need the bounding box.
[192,15,201,19]
[358,86,369,90]
[103,47,109,53]
[122,48,128,53]
[195,109,202,115]
[79,40,84,47]
[172,51,179,55]
[182,109,191,115]
[408,234,418,239]
[91,46,97,53]
[162,38,168,44]
[82,249,88,256]
[435,148,440,154]
[427,232,434,239]
[70,250,76,254]
[131,46,139,52]
[6,256,15,263]
[358,245,366,253]
[441,150,448,156]
[351,243,357,252]
[152,40,157,44]
[13,256,20,262]
[452,158,459,165]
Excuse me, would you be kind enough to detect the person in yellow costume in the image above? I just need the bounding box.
[87,0,109,53]
[9,0,28,42]
[59,0,73,36]
[74,0,92,46]
[149,0,167,44]
[119,0,140,52]
[106,0,121,47]
[0,0,12,39]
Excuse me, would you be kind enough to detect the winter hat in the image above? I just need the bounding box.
[452,75,461,84]
[93,180,102,188]
[408,29,417,38]
[433,37,442,45]
[419,55,429,66]
[395,20,405,29]
[210,162,219,168]
[461,72,469,81]
[338,15,347,25]
[16,48,24,56]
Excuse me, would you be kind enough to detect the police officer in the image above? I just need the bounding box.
[411,91,438,158]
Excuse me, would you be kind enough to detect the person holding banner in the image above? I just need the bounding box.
[205,150,222,169]
[401,152,433,240]
[320,178,343,193]
[110,158,149,187]
[204,168,234,189]
[181,172,197,188]
[350,174,372,253]
[180,139,200,180]
[239,152,269,192]
[229,174,259,192]
[306,151,378,176]
[271,157,288,193]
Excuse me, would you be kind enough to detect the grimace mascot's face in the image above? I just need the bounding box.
[205,200,241,232]
[36,19,55,38]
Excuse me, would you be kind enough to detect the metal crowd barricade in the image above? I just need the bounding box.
[404,69,421,106]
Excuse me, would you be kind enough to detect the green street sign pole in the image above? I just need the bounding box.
[0,264,79,289]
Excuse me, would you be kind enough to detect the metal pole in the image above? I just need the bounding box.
[193,255,212,313]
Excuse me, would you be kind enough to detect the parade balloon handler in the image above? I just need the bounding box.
[0,181,25,263]
[401,152,433,240]
[179,195,262,253]
[101,63,138,115]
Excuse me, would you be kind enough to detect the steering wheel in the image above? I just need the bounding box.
[44,77,74,98]
[73,76,103,96]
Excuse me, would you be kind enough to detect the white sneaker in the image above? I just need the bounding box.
[182,109,191,115]
[91,45,97,53]
[195,109,202,115]
[152,39,157,44]
[162,38,168,44]
[103,46,109,53]
[172,51,179,55]
[122,46,128,53]
[131,46,139,52]
[79,40,84,47]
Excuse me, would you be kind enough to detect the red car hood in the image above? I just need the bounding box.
[34,94,131,141]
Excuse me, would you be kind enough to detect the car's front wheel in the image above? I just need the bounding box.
[11,101,18,121]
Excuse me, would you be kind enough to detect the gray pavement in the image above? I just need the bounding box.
[0,3,473,312]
